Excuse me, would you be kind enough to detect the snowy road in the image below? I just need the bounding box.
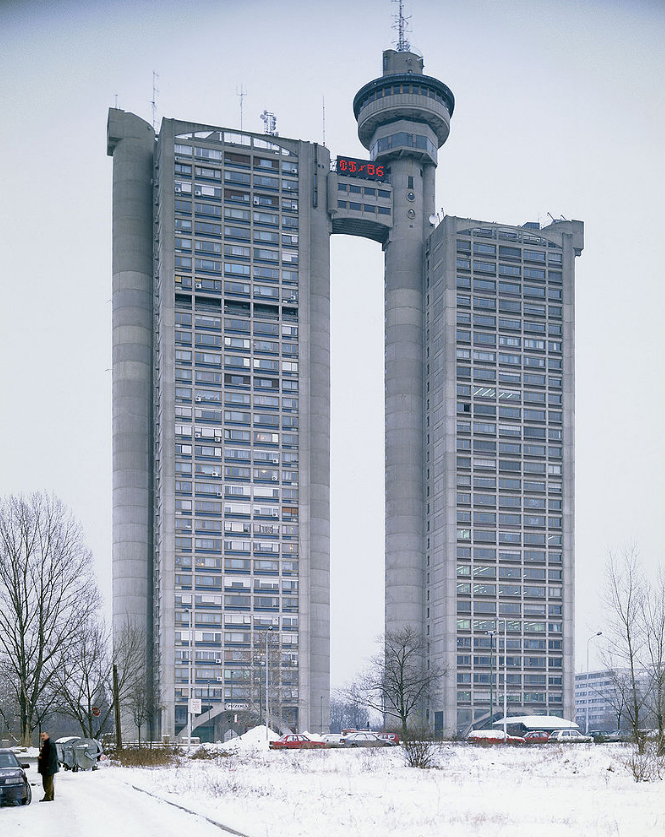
[0,767,245,836]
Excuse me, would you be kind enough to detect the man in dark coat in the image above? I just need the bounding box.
[38,731,59,801]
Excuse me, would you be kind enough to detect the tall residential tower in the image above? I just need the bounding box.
[108,38,582,739]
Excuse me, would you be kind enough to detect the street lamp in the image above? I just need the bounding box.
[486,630,497,727]
[585,631,602,735]
[265,627,273,741]
[500,619,507,742]
[185,607,194,752]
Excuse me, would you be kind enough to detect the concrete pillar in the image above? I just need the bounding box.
[107,110,155,644]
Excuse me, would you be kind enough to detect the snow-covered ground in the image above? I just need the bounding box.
[3,729,664,837]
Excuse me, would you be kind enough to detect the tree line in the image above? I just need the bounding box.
[0,493,152,746]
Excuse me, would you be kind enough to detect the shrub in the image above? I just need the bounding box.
[114,746,178,767]
[626,744,664,782]
[403,729,439,769]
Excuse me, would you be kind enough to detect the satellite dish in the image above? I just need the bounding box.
[428,214,437,226]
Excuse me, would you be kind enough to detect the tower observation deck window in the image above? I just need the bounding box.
[370,132,437,160]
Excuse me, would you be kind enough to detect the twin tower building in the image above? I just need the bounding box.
[108,45,582,739]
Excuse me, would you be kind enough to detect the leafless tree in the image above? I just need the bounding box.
[601,547,649,753]
[330,688,369,733]
[642,568,665,755]
[46,615,146,742]
[0,493,101,745]
[350,626,443,738]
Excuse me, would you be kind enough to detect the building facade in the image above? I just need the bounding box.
[108,42,582,740]
[426,216,582,735]
[575,669,652,734]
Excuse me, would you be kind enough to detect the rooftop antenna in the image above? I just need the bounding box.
[322,96,326,146]
[151,70,160,130]
[392,0,411,52]
[260,110,277,136]
[114,93,118,109]
[237,84,247,131]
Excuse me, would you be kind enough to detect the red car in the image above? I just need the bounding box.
[523,730,550,744]
[269,734,326,750]
[377,732,400,745]
[467,730,525,746]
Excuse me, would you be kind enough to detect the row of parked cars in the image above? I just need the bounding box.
[467,728,593,746]
[269,730,400,750]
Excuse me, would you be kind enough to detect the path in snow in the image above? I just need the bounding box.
[0,767,242,837]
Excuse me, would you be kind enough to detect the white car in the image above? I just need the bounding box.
[547,729,593,744]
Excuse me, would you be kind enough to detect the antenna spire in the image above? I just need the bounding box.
[392,0,411,52]
[151,70,160,130]
[237,84,247,131]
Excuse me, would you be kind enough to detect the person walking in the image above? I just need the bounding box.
[38,731,59,801]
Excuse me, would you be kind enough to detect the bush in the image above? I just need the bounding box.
[626,744,664,783]
[189,747,215,760]
[114,746,178,767]
[402,730,438,769]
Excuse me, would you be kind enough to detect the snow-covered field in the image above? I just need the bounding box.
[3,729,664,837]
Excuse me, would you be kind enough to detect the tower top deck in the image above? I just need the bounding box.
[354,49,454,151]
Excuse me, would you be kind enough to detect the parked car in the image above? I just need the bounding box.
[269,734,326,750]
[0,749,31,806]
[523,730,550,745]
[547,729,593,744]
[377,732,400,745]
[340,732,393,748]
[467,730,526,746]
[320,734,342,747]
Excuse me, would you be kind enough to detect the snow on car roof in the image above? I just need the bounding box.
[492,715,579,730]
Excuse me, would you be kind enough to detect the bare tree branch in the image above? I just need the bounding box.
[0,493,101,744]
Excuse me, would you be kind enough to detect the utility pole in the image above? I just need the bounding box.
[113,664,122,751]
[487,630,496,728]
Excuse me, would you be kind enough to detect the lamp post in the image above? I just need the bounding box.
[265,627,273,741]
[486,630,496,728]
[501,620,507,742]
[585,631,602,735]
[185,607,194,751]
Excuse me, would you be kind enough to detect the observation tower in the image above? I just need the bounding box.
[353,43,454,634]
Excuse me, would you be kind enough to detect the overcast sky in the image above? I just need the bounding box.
[1,0,664,688]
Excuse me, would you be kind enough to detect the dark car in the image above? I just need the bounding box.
[523,730,550,744]
[0,749,32,806]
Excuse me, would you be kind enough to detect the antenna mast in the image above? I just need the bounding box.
[322,96,326,146]
[392,0,411,52]
[151,71,160,130]
[237,84,247,131]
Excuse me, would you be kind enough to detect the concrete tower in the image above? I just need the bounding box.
[353,49,454,634]
[106,110,156,644]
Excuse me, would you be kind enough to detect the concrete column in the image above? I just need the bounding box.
[383,157,434,635]
[107,110,155,643]
[298,142,331,731]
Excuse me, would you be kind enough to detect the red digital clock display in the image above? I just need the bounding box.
[336,156,386,181]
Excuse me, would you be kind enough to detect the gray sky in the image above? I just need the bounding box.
[1,0,664,687]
